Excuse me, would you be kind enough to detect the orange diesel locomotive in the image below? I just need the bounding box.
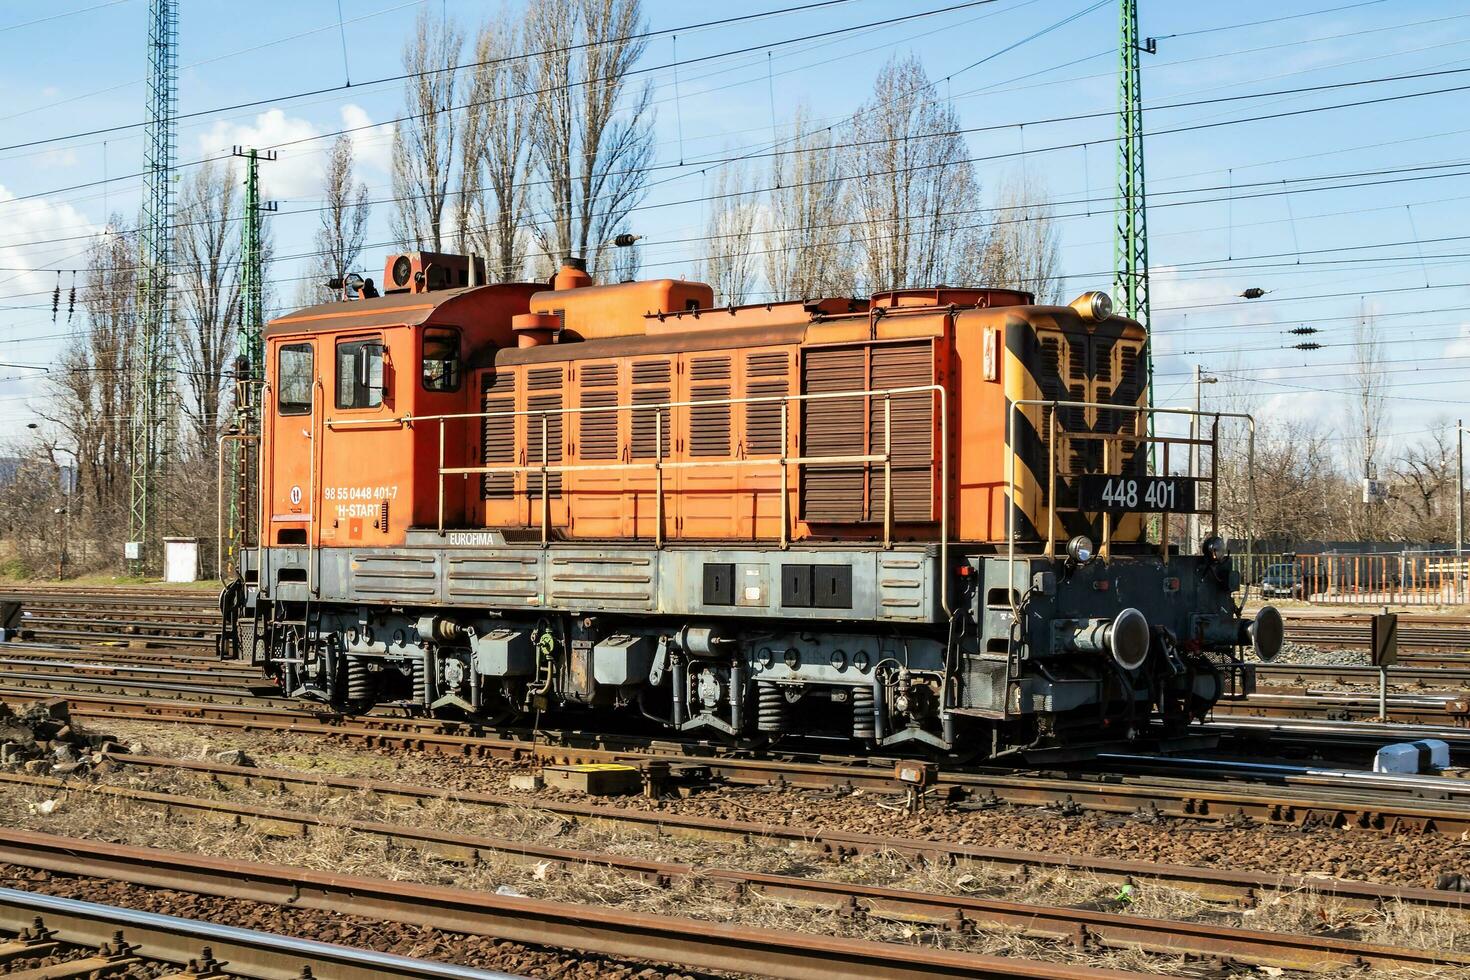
[227,251,1281,754]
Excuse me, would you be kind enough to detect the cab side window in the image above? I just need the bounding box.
[422,327,461,392]
[336,337,384,409]
[277,343,313,416]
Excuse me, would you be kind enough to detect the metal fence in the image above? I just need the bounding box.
[1267,551,1469,606]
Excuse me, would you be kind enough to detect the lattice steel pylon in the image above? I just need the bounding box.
[1115,0,1154,402]
[128,0,178,574]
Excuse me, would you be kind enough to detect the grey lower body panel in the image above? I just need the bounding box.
[259,541,940,625]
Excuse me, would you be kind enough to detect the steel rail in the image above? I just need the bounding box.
[1215,691,1470,727]
[13,693,1470,836]
[0,886,522,980]
[0,829,1148,980]
[1,769,1458,972]
[99,750,1470,915]
[0,657,260,685]
[1255,662,1470,687]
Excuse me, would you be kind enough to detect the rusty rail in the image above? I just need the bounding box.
[2,769,1461,973]
[0,886,517,980]
[9,693,1470,837]
[0,829,1144,980]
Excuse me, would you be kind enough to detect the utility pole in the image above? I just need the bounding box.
[225,147,277,578]
[128,0,178,576]
[1458,420,1465,603]
[1115,0,1155,385]
[1187,365,1217,553]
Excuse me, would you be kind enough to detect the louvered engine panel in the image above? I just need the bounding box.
[800,347,867,522]
[630,359,671,459]
[526,366,563,497]
[745,351,789,456]
[480,370,516,500]
[689,355,732,458]
[577,362,619,461]
[867,343,934,522]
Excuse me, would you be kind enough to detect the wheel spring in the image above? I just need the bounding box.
[345,658,372,703]
[411,658,430,706]
[851,684,876,740]
[755,681,788,733]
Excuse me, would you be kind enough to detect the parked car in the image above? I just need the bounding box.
[1261,563,1302,599]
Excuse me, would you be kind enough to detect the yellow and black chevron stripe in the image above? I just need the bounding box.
[1003,315,1149,546]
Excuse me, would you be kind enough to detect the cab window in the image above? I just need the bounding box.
[336,337,384,409]
[277,343,313,416]
[422,327,461,392]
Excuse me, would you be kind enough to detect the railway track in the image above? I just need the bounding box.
[8,691,1470,837]
[2,769,1460,973]
[0,885,516,980]
[1,587,221,649]
[90,748,1470,915]
[1,829,1164,980]
[1278,611,1470,651]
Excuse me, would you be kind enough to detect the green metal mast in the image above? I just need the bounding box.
[234,146,276,380]
[226,146,275,577]
[1115,0,1154,393]
[128,0,177,574]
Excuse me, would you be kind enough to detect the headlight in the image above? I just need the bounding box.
[1202,535,1225,563]
[1069,290,1113,322]
[1067,535,1094,566]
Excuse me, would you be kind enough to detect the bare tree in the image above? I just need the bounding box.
[701,160,759,305]
[27,220,141,568]
[459,12,531,280]
[175,160,242,456]
[762,105,851,301]
[979,172,1062,303]
[313,135,370,296]
[1392,424,1457,541]
[391,8,464,251]
[525,0,654,278]
[844,56,981,293]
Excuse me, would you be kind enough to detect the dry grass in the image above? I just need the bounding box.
[17,718,1467,976]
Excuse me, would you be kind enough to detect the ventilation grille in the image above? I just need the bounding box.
[800,342,934,523]
[579,362,618,462]
[480,371,515,499]
[631,359,671,459]
[868,343,934,522]
[526,367,563,497]
[745,350,789,456]
[689,356,731,458]
[801,347,867,521]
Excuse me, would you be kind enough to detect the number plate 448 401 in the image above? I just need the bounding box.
[1076,475,1200,513]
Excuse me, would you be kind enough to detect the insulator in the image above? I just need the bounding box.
[851,684,876,740]
[1293,342,1322,351]
[755,681,788,734]
[1239,287,1267,299]
[1288,326,1318,335]
[345,658,373,705]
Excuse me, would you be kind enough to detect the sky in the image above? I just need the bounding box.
[1,0,1468,469]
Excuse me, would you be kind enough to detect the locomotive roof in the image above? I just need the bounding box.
[263,283,543,338]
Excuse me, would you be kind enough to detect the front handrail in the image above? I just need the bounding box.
[330,384,950,616]
[1005,400,1256,622]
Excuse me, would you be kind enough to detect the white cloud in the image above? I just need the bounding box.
[197,106,393,204]
[0,185,99,304]
[339,104,394,177]
[1444,323,1470,361]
